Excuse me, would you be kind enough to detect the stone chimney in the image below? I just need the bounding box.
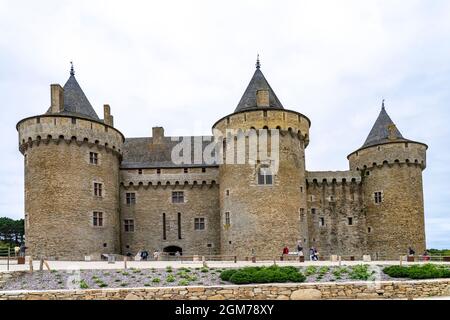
[50,84,64,113]
[256,89,269,108]
[103,104,114,126]
[152,127,164,144]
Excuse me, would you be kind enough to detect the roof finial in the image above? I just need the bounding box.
[382,98,385,109]
[70,61,75,76]
[256,54,261,69]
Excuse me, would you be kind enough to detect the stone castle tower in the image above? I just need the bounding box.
[213,58,310,258]
[17,65,124,259]
[347,101,427,259]
[17,61,427,260]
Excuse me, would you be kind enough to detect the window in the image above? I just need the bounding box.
[103,243,107,247]
[300,186,303,193]
[300,209,305,222]
[71,118,76,124]
[368,227,372,233]
[178,212,182,239]
[194,217,205,230]
[311,208,316,215]
[319,217,325,226]
[93,211,103,227]
[172,191,184,203]
[202,168,206,173]
[126,192,136,205]
[156,168,161,174]
[225,212,230,226]
[329,195,335,202]
[138,169,142,174]
[94,183,103,197]
[257,166,273,185]
[36,117,40,124]
[89,152,98,165]
[162,213,166,240]
[124,219,134,232]
[183,168,188,173]
[374,191,383,204]
[348,217,353,225]
[226,189,230,196]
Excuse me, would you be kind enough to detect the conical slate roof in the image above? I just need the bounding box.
[61,74,100,120]
[361,103,406,148]
[234,66,284,113]
[46,67,100,121]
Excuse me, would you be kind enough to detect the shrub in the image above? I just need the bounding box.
[200,267,209,273]
[226,265,306,285]
[188,275,198,282]
[152,278,161,283]
[349,264,372,280]
[220,269,238,281]
[98,283,108,288]
[166,266,173,273]
[144,283,150,287]
[178,279,190,286]
[166,275,176,283]
[383,264,450,279]
[319,266,330,275]
[79,280,89,289]
[304,266,317,276]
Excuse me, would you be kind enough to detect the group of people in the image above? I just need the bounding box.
[125,249,182,261]
[282,241,320,261]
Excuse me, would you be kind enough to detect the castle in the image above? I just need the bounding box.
[17,60,427,261]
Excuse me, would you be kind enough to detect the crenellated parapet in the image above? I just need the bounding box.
[17,115,124,157]
[306,170,362,186]
[348,141,427,171]
[213,109,310,146]
[120,168,219,189]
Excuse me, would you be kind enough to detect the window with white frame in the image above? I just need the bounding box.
[93,211,103,227]
[126,192,136,205]
[94,182,103,197]
[374,191,383,204]
[194,217,205,230]
[172,191,184,203]
[89,152,98,165]
[225,212,230,226]
[124,219,134,232]
[257,166,273,185]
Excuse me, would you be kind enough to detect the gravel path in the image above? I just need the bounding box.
[0,265,432,291]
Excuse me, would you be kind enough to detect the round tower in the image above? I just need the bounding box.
[17,66,124,260]
[213,60,310,259]
[348,102,427,259]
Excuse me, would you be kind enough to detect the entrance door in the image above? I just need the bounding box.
[163,245,182,256]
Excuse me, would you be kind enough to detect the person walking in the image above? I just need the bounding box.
[297,240,304,257]
[282,246,289,255]
[408,247,415,256]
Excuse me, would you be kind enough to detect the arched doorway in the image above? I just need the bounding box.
[163,245,182,256]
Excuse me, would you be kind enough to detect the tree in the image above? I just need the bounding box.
[0,217,24,246]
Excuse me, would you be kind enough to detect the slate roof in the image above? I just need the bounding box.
[46,73,100,121]
[234,68,284,112]
[361,105,408,148]
[121,136,219,168]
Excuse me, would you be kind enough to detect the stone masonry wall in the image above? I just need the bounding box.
[0,279,448,300]
[306,175,366,258]
[120,167,220,256]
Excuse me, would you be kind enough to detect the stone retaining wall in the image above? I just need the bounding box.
[0,279,449,300]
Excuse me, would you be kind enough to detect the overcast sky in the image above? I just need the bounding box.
[0,1,448,248]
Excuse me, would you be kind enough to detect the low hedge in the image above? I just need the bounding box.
[220,265,306,284]
[383,264,450,279]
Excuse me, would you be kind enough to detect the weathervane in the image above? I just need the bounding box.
[70,61,75,76]
[256,54,261,69]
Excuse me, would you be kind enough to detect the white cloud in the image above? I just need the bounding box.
[0,0,449,248]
